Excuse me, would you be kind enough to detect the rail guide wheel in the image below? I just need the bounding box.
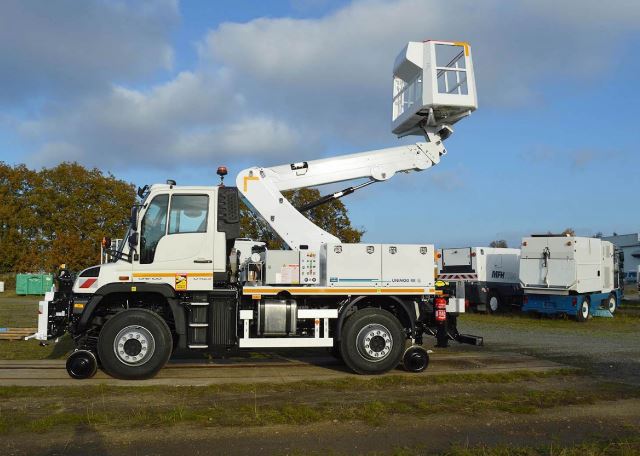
[66,350,98,379]
[402,345,430,373]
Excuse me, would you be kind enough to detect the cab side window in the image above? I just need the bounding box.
[140,194,169,264]
[169,195,209,234]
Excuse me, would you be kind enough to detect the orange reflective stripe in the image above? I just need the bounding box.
[132,272,213,278]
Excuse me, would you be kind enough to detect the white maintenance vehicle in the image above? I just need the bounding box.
[519,235,623,320]
[34,40,482,379]
[437,247,522,313]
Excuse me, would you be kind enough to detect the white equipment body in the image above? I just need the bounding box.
[438,247,521,283]
[519,236,616,295]
[437,247,522,312]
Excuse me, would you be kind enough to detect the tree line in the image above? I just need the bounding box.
[0,162,364,274]
[0,162,136,273]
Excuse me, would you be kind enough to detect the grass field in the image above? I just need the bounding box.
[1,368,639,455]
[1,292,640,454]
[0,369,627,433]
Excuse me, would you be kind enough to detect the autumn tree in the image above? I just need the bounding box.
[240,187,364,249]
[0,163,38,273]
[489,239,508,248]
[0,162,135,273]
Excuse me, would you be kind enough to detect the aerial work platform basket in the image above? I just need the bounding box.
[392,40,477,137]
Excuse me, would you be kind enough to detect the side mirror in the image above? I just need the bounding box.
[130,206,139,229]
[128,232,139,248]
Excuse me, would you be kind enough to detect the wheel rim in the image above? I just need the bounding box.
[608,297,616,313]
[113,325,155,366]
[581,301,589,319]
[356,323,393,362]
[489,296,498,312]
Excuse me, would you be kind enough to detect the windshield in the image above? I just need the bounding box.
[140,194,169,264]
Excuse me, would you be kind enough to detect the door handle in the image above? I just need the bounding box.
[194,259,213,263]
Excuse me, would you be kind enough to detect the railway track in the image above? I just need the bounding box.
[0,351,565,387]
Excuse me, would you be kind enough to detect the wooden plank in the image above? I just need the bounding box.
[0,328,37,340]
[0,328,36,333]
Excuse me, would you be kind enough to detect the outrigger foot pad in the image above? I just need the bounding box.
[455,334,484,346]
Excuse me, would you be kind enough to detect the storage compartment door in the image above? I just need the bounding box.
[325,244,382,287]
[382,244,434,288]
[441,248,472,273]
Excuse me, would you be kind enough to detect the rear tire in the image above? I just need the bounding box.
[98,308,173,379]
[607,293,617,314]
[576,296,590,322]
[486,293,500,314]
[340,308,405,375]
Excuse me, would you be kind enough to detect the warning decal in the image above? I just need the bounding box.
[175,274,188,290]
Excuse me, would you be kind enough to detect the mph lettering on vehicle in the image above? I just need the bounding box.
[490,270,517,281]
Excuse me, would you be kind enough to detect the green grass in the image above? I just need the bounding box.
[460,305,640,332]
[0,295,74,360]
[1,380,636,435]
[0,295,40,327]
[0,368,582,400]
[0,335,74,360]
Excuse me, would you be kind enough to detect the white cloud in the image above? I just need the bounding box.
[24,71,304,169]
[14,0,640,172]
[0,0,178,105]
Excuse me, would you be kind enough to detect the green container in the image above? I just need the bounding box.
[15,273,54,295]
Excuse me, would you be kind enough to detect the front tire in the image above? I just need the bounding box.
[98,309,173,379]
[576,296,590,322]
[340,308,405,375]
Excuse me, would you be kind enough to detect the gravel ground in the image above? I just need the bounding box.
[457,310,640,385]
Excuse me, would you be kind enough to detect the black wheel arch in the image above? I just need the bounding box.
[335,295,416,342]
[75,282,184,335]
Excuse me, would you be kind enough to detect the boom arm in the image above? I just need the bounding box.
[236,126,449,251]
[236,40,477,251]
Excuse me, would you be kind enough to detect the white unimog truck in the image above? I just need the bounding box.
[34,40,482,379]
[437,247,522,313]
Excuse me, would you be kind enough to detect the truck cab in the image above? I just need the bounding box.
[73,183,239,294]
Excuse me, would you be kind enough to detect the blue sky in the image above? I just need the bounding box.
[0,0,638,248]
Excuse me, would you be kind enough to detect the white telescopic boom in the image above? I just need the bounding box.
[236,40,477,251]
[236,127,447,251]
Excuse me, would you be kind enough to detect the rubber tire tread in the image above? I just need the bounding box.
[576,296,590,322]
[608,293,617,314]
[340,307,404,375]
[98,308,173,380]
[486,293,500,314]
